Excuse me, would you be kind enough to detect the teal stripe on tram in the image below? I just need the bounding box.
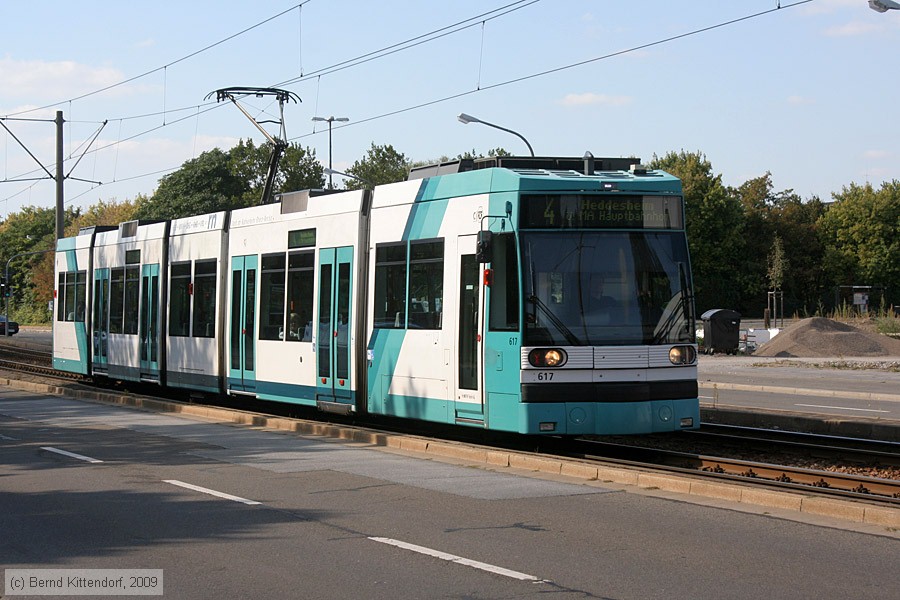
[401,177,449,241]
[365,328,406,413]
[60,246,90,374]
[367,177,451,415]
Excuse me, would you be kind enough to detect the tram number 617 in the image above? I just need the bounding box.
[537,372,554,381]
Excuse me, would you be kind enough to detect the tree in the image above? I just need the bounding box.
[344,143,410,190]
[767,235,788,292]
[649,151,745,312]
[137,148,250,220]
[0,205,61,322]
[818,180,900,306]
[731,173,776,312]
[228,139,324,204]
[772,194,826,313]
[279,143,326,193]
[67,197,143,236]
[137,141,325,220]
[455,147,510,160]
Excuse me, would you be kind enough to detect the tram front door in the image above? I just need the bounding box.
[455,234,485,422]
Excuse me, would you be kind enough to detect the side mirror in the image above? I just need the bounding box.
[476,230,493,263]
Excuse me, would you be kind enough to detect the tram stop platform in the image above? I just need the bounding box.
[698,354,900,442]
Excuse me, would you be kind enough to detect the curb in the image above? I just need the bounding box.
[701,405,900,442]
[2,376,898,530]
[700,381,900,403]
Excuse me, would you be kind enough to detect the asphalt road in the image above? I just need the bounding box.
[2,387,898,600]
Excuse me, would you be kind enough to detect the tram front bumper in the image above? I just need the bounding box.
[519,398,700,435]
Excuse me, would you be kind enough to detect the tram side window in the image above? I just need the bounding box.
[169,262,191,337]
[488,233,519,331]
[75,271,86,321]
[64,273,76,321]
[57,273,66,322]
[407,240,443,330]
[57,270,86,322]
[192,260,217,338]
[259,254,286,341]
[374,243,407,329]
[109,268,125,334]
[285,251,314,342]
[123,265,140,335]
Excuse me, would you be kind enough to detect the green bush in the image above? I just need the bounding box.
[8,302,52,326]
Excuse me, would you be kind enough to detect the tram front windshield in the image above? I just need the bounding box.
[521,231,694,346]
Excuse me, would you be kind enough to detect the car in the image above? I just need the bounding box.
[0,315,19,336]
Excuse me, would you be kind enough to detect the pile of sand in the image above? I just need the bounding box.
[753,317,900,358]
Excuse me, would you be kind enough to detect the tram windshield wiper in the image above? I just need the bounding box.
[653,264,694,344]
[528,294,580,346]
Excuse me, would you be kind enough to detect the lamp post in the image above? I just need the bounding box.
[869,0,900,11]
[312,115,349,189]
[457,113,534,157]
[324,168,373,189]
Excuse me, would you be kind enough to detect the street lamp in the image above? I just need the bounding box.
[324,168,373,189]
[457,112,534,157]
[869,0,900,11]
[312,115,349,189]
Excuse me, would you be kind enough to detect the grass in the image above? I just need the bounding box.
[751,359,900,372]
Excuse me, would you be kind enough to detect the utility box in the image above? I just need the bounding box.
[700,309,741,355]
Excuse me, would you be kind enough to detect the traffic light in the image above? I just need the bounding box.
[0,277,6,298]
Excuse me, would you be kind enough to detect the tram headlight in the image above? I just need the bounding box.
[528,348,567,368]
[668,345,697,365]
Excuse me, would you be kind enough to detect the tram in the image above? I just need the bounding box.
[53,154,699,435]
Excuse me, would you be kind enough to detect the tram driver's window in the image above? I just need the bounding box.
[488,233,519,331]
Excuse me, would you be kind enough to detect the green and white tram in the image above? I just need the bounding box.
[53,154,698,436]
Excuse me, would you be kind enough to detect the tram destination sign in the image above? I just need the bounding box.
[520,194,683,229]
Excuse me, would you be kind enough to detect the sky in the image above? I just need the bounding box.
[1,0,898,219]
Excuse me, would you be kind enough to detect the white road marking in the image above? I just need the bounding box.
[164,480,261,505]
[369,537,544,582]
[794,403,889,414]
[40,446,103,463]
[0,433,18,440]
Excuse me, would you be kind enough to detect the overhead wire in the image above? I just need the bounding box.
[5,2,314,119]
[4,0,813,211]
[273,0,539,88]
[290,0,814,140]
[9,0,542,205]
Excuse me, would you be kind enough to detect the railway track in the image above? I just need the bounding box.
[1,350,899,505]
[0,345,86,381]
[686,423,900,467]
[566,437,900,505]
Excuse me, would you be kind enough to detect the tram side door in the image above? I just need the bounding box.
[455,235,485,420]
[139,263,160,376]
[229,255,257,393]
[316,247,353,406]
[92,268,110,369]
